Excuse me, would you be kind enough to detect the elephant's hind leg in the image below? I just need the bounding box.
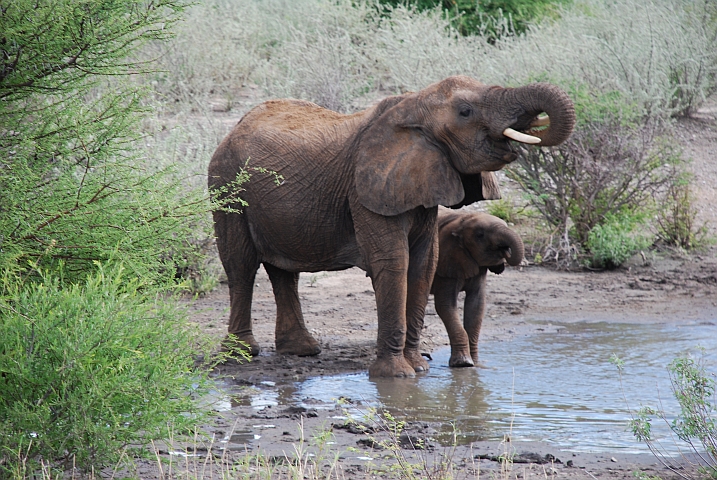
[213,210,261,356]
[264,263,321,356]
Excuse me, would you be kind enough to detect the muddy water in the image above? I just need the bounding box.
[285,321,717,453]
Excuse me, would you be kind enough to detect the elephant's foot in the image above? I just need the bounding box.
[369,355,416,378]
[276,328,321,356]
[403,348,430,373]
[448,350,475,368]
[220,334,260,358]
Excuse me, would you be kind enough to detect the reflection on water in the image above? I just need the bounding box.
[293,321,717,453]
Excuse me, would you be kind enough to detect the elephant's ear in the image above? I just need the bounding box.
[446,172,501,209]
[354,98,464,216]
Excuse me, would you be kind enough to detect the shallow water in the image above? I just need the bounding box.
[287,321,717,453]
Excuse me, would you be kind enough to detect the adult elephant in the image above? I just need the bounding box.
[432,207,525,368]
[208,75,575,377]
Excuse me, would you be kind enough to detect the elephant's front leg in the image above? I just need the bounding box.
[366,254,417,377]
[433,277,474,367]
[463,271,488,365]
[264,263,321,356]
[352,207,417,377]
[403,225,438,373]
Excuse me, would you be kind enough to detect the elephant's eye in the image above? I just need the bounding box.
[459,107,472,118]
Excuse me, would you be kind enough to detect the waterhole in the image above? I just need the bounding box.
[219,321,717,454]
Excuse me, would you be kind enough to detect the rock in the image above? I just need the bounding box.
[357,437,383,449]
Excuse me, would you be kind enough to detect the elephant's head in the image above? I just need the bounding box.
[355,76,575,215]
[462,213,525,274]
[436,209,525,279]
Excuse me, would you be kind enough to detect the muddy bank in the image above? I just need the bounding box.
[175,245,717,480]
[197,247,717,383]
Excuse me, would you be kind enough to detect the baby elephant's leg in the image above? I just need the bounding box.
[433,277,474,367]
[462,271,488,365]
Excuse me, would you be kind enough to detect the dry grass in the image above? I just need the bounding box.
[124,0,717,282]
[142,0,716,115]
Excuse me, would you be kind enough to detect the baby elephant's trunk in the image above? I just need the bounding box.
[500,225,525,267]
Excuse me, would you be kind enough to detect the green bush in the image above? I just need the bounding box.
[377,0,571,38]
[486,199,523,225]
[559,83,642,127]
[586,212,653,269]
[0,2,245,475]
[0,262,218,475]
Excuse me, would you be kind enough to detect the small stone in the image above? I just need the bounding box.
[611,457,618,463]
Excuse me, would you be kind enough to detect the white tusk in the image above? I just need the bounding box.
[503,127,541,144]
[530,115,550,127]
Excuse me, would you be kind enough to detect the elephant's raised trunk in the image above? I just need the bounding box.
[495,83,576,147]
[499,225,525,267]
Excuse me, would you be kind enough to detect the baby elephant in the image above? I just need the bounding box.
[431,207,524,367]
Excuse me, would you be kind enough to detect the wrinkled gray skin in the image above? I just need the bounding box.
[431,207,525,367]
[208,75,574,377]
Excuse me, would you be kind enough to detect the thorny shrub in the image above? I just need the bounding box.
[508,118,679,249]
[656,172,709,250]
[626,352,717,480]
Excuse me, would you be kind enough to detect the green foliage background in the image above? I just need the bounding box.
[1,0,716,473]
[377,0,571,38]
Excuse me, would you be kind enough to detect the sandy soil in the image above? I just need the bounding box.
[154,98,717,479]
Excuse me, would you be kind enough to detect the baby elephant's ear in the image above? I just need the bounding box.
[354,97,464,216]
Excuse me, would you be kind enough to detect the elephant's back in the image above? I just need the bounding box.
[209,98,365,272]
[209,99,363,185]
[218,99,365,175]
[238,99,358,135]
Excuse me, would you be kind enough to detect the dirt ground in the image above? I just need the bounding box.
[170,99,717,479]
